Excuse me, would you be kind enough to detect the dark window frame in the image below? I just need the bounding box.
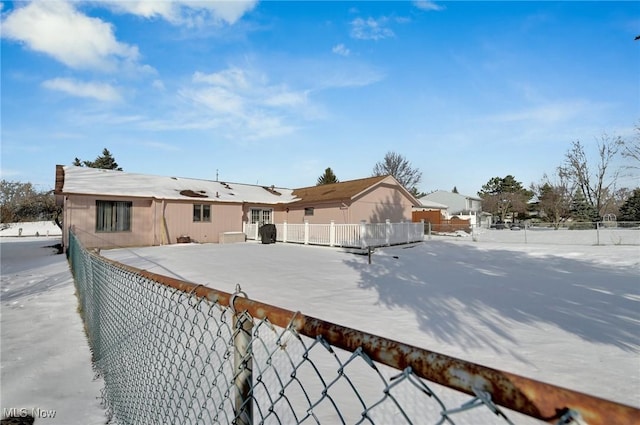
[304,207,314,216]
[96,200,132,233]
[193,204,211,222]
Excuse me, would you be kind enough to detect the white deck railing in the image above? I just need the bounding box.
[243,220,424,248]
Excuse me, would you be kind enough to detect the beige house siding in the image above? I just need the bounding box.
[64,195,155,249]
[282,201,353,225]
[157,201,244,245]
[63,194,247,248]
[276,179,417,225]
[351,183,415,223]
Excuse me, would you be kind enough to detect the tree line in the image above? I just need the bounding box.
[1,149,120,223]
[3,133,640,225]
[476,132,640,226]
[316,127,640,224]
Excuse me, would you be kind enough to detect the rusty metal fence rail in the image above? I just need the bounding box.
[67,231,639,425]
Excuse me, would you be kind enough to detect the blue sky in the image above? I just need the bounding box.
[1,1,639,196]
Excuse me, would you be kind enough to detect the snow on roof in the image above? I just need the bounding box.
[415,198,448,209]
[58,166,297,204]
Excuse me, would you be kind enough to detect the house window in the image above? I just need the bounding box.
[96,201,132,232]
[250,208,272,225]
[304,207,314,216]
[193,204,211,222]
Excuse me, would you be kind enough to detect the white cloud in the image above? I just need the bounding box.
[152,79,166,90]
[188,67,307,110]
[1,1,140,72]
[185,86,245,114]
[263,89,308,107]
[350,17,395,41]
[487,101,597,125]
[332,44,351,57]
[172,66,310,140]
[315,66,385,89]
[413,1,445,12]
[193,68,250,90]
[99,0,258,26]
[42,78,122,102]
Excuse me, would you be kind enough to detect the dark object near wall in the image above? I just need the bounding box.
[259,224,277,244]
[1,415,35,425]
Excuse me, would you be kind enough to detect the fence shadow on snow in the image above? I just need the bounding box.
[347,242,640,354]
[67,231,638,425]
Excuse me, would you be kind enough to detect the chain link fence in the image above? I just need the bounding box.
[67,231,638,425]
[425,222,640,246]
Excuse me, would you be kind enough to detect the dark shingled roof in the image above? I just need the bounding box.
[290,175,388,204]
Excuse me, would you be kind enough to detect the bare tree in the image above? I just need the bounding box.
[559,136,622,217]
[0,180,59,223]
[530,171,573,229]
[372,151,422,194]
[621,124,640,170]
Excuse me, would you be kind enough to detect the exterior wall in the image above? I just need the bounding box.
[64,194,155,249]
[275,182,416,225]
[469,198,482,212]
[350,183,415,222]
[160,201,243,244]
[422,191,483,215]
[281,202,353,225]
[64,194,244,249]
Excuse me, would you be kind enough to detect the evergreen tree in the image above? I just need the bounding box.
[570,189,598,227]
[316,167,339,185]
[73,148,122,170]
[478,175,533,222]
[618,188,640,221]
[530,172,573,229]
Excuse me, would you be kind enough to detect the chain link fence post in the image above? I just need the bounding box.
[231,286,253,425]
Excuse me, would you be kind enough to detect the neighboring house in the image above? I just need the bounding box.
[54,165,420,249]
[284,175,419,225]
[418,190,491,227]
[411,199,448,226]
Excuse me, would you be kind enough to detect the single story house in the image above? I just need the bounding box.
[54,165,421,249]
[417,190,491,228]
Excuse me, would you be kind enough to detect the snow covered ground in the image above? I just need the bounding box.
[102,236,640,411]
[0,221,62,238]
[1,234,105,424]
[1,223,639,424]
